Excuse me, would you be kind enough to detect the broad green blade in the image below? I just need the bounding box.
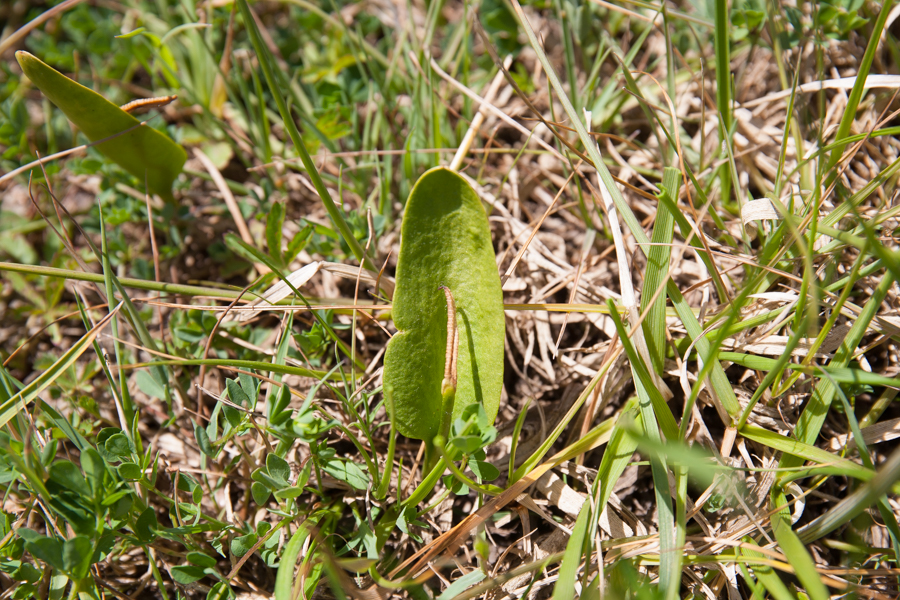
[596,397,641,508]
[740,425,878,485]
[383,167,505,442]
[608,301,678,596]
[607,301,679,440]
[713,0,732,205]
[641,167,680,373]
[437,570,486,600]
[16,51,186,202]
[275,516,320,600]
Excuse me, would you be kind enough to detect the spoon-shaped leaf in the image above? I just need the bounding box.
[384,167,505,442]
[16,51,186,202]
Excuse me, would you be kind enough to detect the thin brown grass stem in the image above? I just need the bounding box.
[423,55,568,163]
[0,0,85,55]
[501,169,577,286]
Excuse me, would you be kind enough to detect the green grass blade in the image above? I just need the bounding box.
[511,364,613,481]
[641,167,680,374]
[508,398,531,483]
[595,397,641,508]
[594,26,655,129]
[608,50,665,160]
[739,538,797,600]
[654,173,731,310]
[554,0,578,110]
[740,425,874,484]
[128,358,336,380]
[99,200,135,426]
[274,517,320,600]
[798,444,900,544]
[508,2,741,422]
[551,499,591,600]
[778,271,896,472]
[627,433,720,490]
[768,246,869,399]
[722,352,900,389]
[437,570,486,600]
[607,300,679,596]
[667,283,741,420]
[235,0,374,269]
[0,306,120,430]
[0,261,265,300]
[821,154,900,229]
[671,464,687,600]
[824,0,895,181]
[828,372,900,562]
[223,233,365,371]
[607,301,678,439]
[771,510,829,600]
[713,0,732,206]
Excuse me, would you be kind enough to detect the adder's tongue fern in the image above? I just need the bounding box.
[382,167,505,445]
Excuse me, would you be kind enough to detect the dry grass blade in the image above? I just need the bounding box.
[0,0,85,55]
[448,55,513,171]
[194,148,256,250]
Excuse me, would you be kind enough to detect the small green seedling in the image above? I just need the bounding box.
[16,51,186,202]
[383,167,505,448]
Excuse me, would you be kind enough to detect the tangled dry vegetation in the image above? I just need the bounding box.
[2,0,900,598]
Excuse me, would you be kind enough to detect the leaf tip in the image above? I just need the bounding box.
[14,50,33,71]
